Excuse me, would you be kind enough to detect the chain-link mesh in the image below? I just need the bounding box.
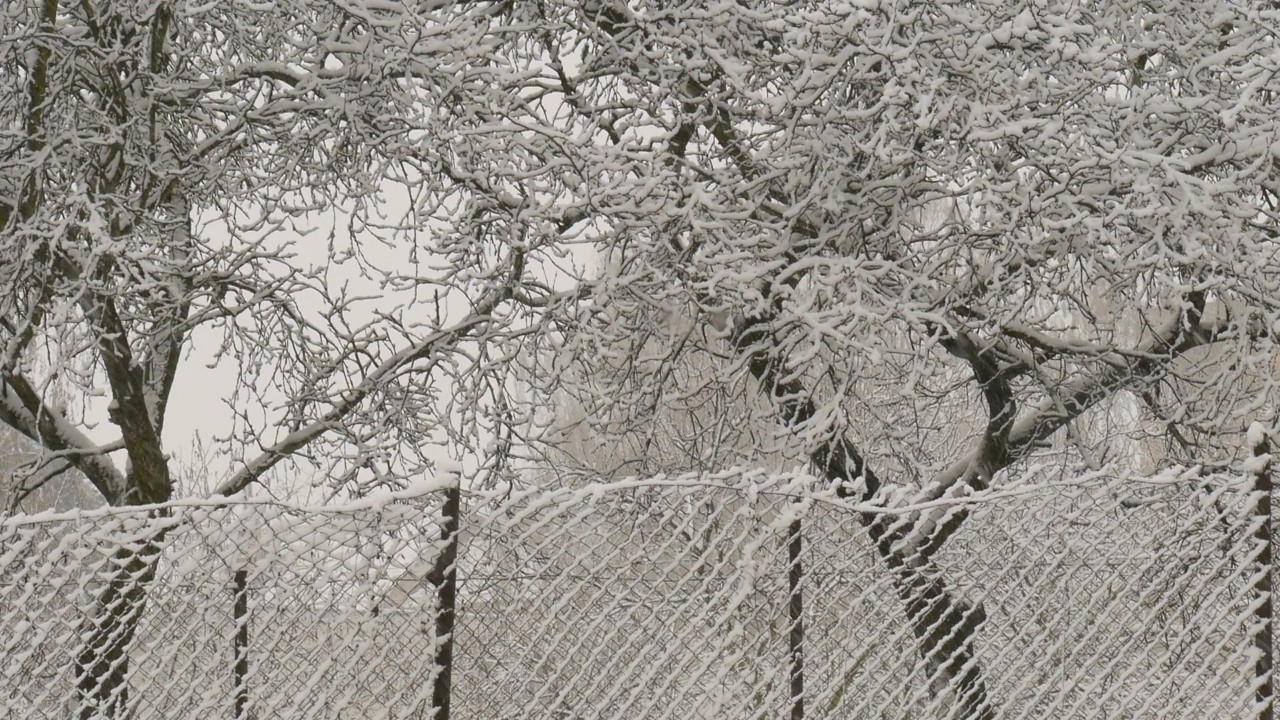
[1,468,1272,718]
[1,497,448,719]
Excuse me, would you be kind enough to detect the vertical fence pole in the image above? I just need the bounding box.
[787,517,805,720]
[431,481,461,720]
[233,569,249,720]
[1253,428,1274,720]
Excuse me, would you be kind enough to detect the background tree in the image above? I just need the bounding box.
[0,0,547,509]
[1,2,548,714]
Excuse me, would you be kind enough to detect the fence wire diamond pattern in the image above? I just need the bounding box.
[0,468,1272,719]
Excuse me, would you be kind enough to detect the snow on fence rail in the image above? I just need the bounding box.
[0,468,1272,719]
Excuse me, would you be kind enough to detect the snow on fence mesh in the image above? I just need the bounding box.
[0,492,449,720]
[0,468,1272,719]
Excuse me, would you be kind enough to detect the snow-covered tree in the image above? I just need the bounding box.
[1,2,546,714]
[0,1,545,508]
[5,1,1280,718]
[495,2,1280,716]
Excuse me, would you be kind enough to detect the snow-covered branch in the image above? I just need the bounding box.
[0,376,126,503]
[214,296,504,498]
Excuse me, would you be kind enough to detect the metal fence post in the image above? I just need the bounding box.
[431,482,461,719]
[1253,428,1273,720]
[788,517,805,720]
[233,569,250,720]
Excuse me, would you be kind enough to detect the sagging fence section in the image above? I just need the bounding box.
[0,468,1272,719]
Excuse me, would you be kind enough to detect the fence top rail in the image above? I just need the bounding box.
[0,475,459,528]
[0,461,1244,530]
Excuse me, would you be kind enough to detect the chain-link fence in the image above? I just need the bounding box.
[0,467,1272,719]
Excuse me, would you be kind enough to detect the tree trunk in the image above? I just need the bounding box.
[75,533,165,719]
[741,341,995,720]
[856,507,993,720]
[888,558,992,719]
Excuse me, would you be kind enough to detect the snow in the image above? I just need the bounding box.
[1241,453,1271,476]
[1247,421,1270,451]
[2,1,1280,716]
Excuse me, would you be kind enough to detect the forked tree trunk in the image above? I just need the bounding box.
[743,343,995,720]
